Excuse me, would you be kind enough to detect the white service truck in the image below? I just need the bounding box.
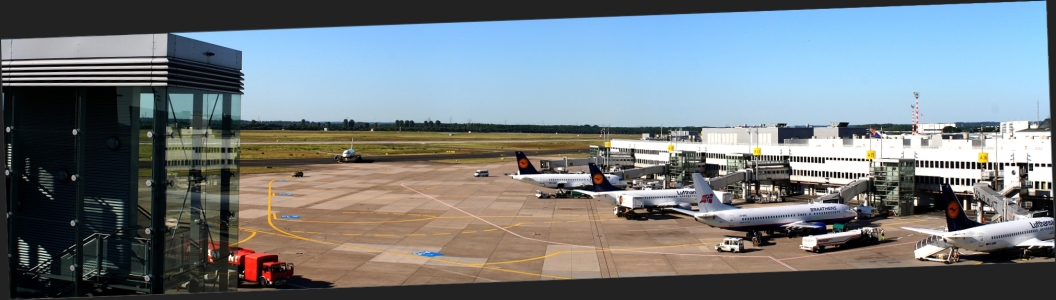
[715,237,745,252]
[713,190,734,204]
[799,227,884,253]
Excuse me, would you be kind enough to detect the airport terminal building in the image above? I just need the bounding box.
[597,121,1053,218]
[4,34,243,298]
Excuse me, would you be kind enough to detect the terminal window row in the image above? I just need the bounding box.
[790,156,868,163]
[634,149,664,155]
[1032,181,1053,190]
[916,160,1052,170]
[792,170,867,180]
[636,159,666,165]
[915,176,1053,190]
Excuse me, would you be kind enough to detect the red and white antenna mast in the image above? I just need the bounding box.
[912,92,920,135]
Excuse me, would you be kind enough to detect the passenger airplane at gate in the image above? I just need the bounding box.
[901,183,1054,256]
[508,151,627,190]
[576,162,695,212]
[667,173,858,239]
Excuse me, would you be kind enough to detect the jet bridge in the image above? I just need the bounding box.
[613,165,668,180]
[809,178,871,204]
[707,170,749,190]
[972,183,1048,222]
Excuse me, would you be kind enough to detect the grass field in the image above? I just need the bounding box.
[137,131,619,161]
[430,157,511,164]
[236,130,638,142]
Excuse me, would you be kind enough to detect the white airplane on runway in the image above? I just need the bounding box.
[667,173,858,240]
[509,151,627,190]
[901,183,1054,257]
[576,162,696,214]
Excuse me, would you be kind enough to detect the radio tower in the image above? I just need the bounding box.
[912,92,920,135]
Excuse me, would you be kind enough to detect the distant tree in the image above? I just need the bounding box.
[349,119,355,129]
[343,119,349,128]
[300,119,306,127]
[942,126,962,133]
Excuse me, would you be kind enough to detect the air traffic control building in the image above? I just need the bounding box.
[3,34,243,298]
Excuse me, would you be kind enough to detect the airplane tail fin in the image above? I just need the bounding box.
[941,183,983,231]
[692,173,735,212]
[514,151,541,175]
[587,163,621,192]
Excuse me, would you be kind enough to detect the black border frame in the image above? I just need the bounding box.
[1,0,1053,299]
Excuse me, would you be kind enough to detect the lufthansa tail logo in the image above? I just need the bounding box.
[947,200,961,219]
[592,173,604,185]
[518,158,529,169]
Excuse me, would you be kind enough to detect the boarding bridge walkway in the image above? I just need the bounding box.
[613,165,668,180]
[811,178,871,204]
[914,235,959,263]
[706,170,748,189]
[973,183,1043,222]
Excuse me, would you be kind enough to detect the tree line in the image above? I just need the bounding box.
[236,119,679,134]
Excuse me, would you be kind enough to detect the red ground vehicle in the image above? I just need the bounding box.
[206,242,294,287]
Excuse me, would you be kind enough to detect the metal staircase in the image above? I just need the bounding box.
[15,233,152,298]
[914,234,959,264]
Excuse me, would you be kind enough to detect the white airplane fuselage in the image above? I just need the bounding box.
[940,218,1055,253]
[511,173,626,189]
[697,204,857,232]
[594,188,697,207]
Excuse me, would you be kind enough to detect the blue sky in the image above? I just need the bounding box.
[176,1,1049,128]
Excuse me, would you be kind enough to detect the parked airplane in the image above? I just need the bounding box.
[576,162,696,213]
[509,151,627,190]
[901,183,1054,257]
[667,173,858,239]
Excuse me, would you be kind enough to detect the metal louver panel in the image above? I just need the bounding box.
[2,57,243,94]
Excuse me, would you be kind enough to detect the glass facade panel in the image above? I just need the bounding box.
[158,87,240,294]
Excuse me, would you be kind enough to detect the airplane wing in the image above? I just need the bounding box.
[575,190,600,196]
[571,190,614,202]
[781,221,825,230]
[666,207,719,219]
[1015,238,1054,249]
[900,227,948,237]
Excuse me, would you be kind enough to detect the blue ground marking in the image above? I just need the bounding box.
[280,215,301,219]
[414,251,444,257]
[276,193,293,196]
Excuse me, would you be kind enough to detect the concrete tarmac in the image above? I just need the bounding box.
[230,160,1053,290]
